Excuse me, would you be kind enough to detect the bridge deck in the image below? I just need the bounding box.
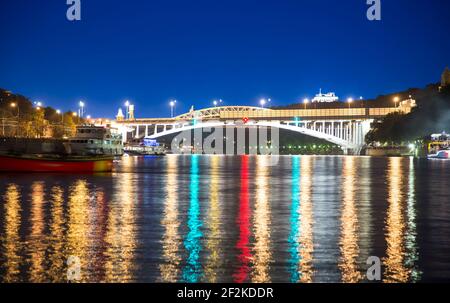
[116,106,408,124]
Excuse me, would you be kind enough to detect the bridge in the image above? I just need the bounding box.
[114,99,416,155]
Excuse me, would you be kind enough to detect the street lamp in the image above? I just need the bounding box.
[73,112,78,124]
[170,100,177,117]
[213,99,223,107]
[347,97,353,109]
[260,98,270,108]
[56,109,64,124]
[78,101,85,118]
[393,96,400,108]
[303,98,309,110]
[124,100,130,119]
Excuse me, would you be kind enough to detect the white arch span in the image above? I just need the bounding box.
[146,121,361,149]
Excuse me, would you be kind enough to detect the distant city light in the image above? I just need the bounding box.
[56,109,61,114]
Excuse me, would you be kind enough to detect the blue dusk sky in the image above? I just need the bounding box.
[0,0,449,118]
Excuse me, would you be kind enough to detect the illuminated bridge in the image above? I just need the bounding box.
[114,99,416,155]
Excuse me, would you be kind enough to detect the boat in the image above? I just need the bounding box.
[66,125,123,156]
[0,125,123,172]
[0,154,113,172]
[124,138,166,155]
[428,150,450,159]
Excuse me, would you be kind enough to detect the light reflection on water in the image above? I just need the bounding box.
[182,155,202,282]
[338,157,362,283]
[0,155,449,282]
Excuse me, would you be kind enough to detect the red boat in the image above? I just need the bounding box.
[0,154,114,173]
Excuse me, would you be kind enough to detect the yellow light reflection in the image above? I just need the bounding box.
[3,184,22,282]
[405,157,421,281]
[28,182,47,282]
[252,156,272,283]
[384,157,408,283]
[204,156,222,282]
[67,180,90,282]
[87,187,108,281]
[298,156,314,283]
[47,186,65,282]
[338,157,363,283]
[105,172,137,282]
[159,155,181,282]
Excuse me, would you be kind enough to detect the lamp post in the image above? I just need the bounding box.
[10,102,19,119]
[170,100,177,118]
[73,112,78,125]
[125,100,130,120]
[347,97,353,109]
[393,96,400,109]
[260,98,270,108]
[303,98,309,110]
[78,101,85,118]
[56,109,63,124]
[213,99,223,107]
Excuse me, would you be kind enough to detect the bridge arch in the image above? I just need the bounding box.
[175,106,269,120]
[146,121,356,149]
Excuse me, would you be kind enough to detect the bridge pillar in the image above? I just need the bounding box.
[135,125,140,139]
[121,126,127,144]
[145,125,149,137]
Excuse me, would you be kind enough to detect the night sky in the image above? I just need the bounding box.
[1,0,449,118]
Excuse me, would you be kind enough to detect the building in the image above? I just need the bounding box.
[311,89,339,103]
[441,67,450,88]
[116,108,125,121]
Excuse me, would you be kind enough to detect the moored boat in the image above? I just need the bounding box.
[427,150,449,159]
[0,125,123,172]
[0,153,113,172]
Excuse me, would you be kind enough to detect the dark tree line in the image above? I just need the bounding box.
[366,86,450,144]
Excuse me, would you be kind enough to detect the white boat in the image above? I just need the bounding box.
[66,125,123,156]
[124,138,166,155]
[428,150,449,159]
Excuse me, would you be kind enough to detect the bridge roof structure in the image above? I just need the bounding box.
[115,102,415,124]
[174,106,268,120]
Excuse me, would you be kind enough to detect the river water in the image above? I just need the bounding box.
[0,155,449,283]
